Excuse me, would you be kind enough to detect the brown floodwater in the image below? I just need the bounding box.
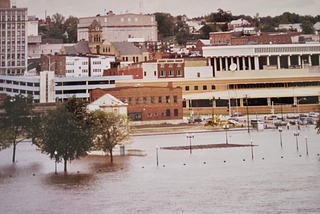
[1,126,320,213]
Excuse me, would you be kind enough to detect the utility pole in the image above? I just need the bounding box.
[245,94,250,133]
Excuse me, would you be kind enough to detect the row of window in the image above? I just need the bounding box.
[1,60,25,66]
[185,85,216,91]
[0,87,39,95]
[1,36,25,43]
[229,81,320,89]
[0,68,25,75]
[159,63,182,68]
[0,15,26,22]
[0,79,39,86]
[120,95,178,105]
[147,109,179,117]
[159,70,183,77]
[1,46,25,52]
[93,61,101,65]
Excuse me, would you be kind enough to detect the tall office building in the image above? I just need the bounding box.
[0,0,27,75]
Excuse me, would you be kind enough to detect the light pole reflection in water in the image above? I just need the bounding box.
[294,131,300,151]
[223,124,229,144]
[278,126,283,147]
[186,133,194,154]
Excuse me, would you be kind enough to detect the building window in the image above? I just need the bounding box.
[154,71,156,76]
[174,96,178,103]
[128,97,132,105]
[160,70,165,77]
[166,109,170,117]
[136,97,140,104]
[211,85,216,90]
[151,96,155,104]
[203,85,207,90]
[158,96,162,103]
[148,113,152,117]
[120,98,125,103]
[185,86,189,91]
[143,97,147,104]
[82,61,88,65]
[82,69,88,73]
[194,86,198,90]
[197,72,200,77]
[161,112,165,117]
[177,70,182,76]
[154,113,158,117]
[166,96,170,103]
[160,64,164,68]
[169,63,173,67]
[174,109,178,117]
[144,71,146,76]
[177,63,181,67]
[168,70,174,76]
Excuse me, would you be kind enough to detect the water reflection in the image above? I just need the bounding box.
[43,173,95,190]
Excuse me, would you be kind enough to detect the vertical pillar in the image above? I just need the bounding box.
[236,57,240,71]
[225,57,229,71]
[277,56,281,69]
[308,55,312,66]
[248,57,252,70]
[213,57,217,73]
[293,97,297,106]
[240,98,244,107]
[288,55,291,67]
[254,56,259,70]
[219,57,223,71]
[267,56,270,65]
[242,57,246,70]
[267,97,271,106]
[298,55,301,67]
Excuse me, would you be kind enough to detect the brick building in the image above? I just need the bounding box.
[89,82,183,122]
[157,59,185,78]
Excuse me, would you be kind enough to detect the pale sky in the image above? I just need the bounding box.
[16,0,320,19]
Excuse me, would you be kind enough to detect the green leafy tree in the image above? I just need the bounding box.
[63,96,89,121]
[155,12,175,39]
[174,15,190,45]
[92,110,131,162]
[0,95,34,162]
[36,105,93,172]
[301,20,314,34]
[63,16,79,43]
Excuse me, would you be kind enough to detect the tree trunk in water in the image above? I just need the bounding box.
[110,149,113,162]
[12,142,16,163]
[64,158,67,172]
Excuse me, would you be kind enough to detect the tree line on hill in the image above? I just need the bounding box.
[38,9,320,46]
[0,95,131,172]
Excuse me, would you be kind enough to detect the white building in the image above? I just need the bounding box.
[87,93,127,115]
[77,13,158,43]
[142,62,157,80]
[65,55,115,78]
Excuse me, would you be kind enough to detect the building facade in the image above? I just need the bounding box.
[0,3,28,75]
[89,82,183,122]
[77,13,158,43]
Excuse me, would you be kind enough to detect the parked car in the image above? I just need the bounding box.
[276,114,283,120]
[188,117,202,123]
[251,119,264,127]
[300,117,317,125]
[274,120,287,127]
[231,112,245,117]
[266,114,277,120]
[228,117,239,122]
[287,113,298,119]
[309,112,318,118]
[289,119,303,125]
[228,119,239,125]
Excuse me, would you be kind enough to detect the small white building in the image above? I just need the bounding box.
[87,93,127,115]
[142,62,158,80]
[65,55,115,78]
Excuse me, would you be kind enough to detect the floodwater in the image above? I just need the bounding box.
[1,126,320,213]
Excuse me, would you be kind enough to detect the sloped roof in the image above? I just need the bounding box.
[63,41,91,55]
[111,42,142,55]
[90,19,101,30]
[199,39,211,45]
[87,94,126,111]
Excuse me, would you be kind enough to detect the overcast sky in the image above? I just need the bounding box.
[16,0,320,19]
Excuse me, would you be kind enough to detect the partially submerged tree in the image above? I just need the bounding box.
[0,95,34,162]
[36,105,94,172]
[92,110,131,162]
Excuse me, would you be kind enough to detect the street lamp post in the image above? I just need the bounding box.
[294,131,299,151]
[211,96,215,118]
[305,136,309,155]
[298,98,306,119]
[223,124,229,144]
[278,126,283,147]
[186,133,194,154]
[54,151,58,174]
[156,145,159,166]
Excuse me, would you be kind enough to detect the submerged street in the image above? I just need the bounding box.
[1,126,320,213]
